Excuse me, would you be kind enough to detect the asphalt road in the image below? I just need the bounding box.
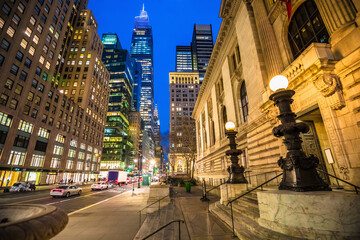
[0,184,136,213]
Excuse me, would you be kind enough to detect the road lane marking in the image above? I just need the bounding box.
[68,191,128,216]
[6,196,50,205]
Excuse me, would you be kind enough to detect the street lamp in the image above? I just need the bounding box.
[225,121,248,184]
[269,75,330,191]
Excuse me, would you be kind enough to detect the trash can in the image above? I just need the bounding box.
[185,182,191,193]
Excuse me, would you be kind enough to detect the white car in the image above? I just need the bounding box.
[50,185,82,198]
[91,182,108,190]
[10,182,36,192]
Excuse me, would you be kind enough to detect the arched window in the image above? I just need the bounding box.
[222,106,227,125]
[240,82,249,122]
[288,0,329,58]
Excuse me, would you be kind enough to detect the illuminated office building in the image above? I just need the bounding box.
[0,1,107,186]
[100,33,135,172]
[130,5,155,171]
[176,46,192,72]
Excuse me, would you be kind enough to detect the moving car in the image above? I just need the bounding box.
[50,185,82,198]
[9,182,36,192]
[91,182,108,190]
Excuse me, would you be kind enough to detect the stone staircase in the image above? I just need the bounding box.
[133,198,189,240]
[210,190,304,240]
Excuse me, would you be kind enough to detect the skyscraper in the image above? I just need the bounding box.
[100,33,135,173]
[191,24,214,83]
[176,46,192,72]
[130,5,155,171]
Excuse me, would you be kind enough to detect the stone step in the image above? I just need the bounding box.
[232,201,260,221]
[211,201,303,240]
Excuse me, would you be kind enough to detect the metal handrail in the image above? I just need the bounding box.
[227,173,283,206]
[317,168,359,194]
[138,194,170,229]
[142,219,185,240]
[245,170,282,184]
[225,173,283,238]
[206,182,226,194]
[140,194,169,212]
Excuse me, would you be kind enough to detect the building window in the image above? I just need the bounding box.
[288,0,329,58]
[8,151,26,166]
[18,120,33,133]
[0,94,8,106]
[13,135,30,148]
[66,160,74,169]
[9,99,18,110]
[240,81,249,122]
[50,158,60,168]
[30,154,45,167]
[1,39,10,51]
[5,78,14,90]
[0,112,12,126]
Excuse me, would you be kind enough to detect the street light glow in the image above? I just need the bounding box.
[269,75,289,91]
[150,159,155,165]
[225,121,235,131]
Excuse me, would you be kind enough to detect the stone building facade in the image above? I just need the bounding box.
[169,71,199,174]
[193,0,360,187]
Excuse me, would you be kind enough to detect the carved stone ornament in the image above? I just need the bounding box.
[313,73,345,110]
[264,106,279,125]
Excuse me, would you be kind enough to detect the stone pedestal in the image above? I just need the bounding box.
[257,190,360,239]
[220,183,248,205]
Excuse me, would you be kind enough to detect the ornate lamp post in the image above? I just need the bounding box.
[225,122,248,184]
[269,75,331,192]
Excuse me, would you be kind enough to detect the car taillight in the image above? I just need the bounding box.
[115,180,118,183]
[51,190,53,192]
[61,190,64,193]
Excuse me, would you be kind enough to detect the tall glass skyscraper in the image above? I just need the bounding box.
[101,33,135,172]
[130,5,155,171]
[191,24,214,83]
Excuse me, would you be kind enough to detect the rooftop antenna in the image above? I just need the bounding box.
[142,3,145,11]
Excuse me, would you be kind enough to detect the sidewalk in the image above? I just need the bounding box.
[52,186,151,240]
[173,185,234,240]
[52,184,234,240]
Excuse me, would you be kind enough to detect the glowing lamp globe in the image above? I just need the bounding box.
[269,75,289,91]
[225,121,236,131]
[150,159,155,165]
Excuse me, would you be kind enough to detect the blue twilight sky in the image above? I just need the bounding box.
[88,0,222,135]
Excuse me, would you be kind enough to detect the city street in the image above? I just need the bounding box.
[0,184,135,214]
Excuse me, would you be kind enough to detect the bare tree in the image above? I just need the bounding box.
[169,118,197,179]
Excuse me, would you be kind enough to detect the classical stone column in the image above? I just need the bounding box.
[250,0,284,79]
[315,0,357,42]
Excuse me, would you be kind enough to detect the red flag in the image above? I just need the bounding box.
[279,0,292,20]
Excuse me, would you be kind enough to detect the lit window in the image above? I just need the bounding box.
[28,46,35,56]
[25,27,32,37]
[87,54,91,58]
[49,25,54,33]
[8,151,26,166]
[39,56,45,64]
[20,39,27,49]
[31,155,45,167]
[38,127,50,138]
[18,120,33,133]
[45,61,50,69]
[0,17,4,29]
[6,26,15,37]
[33,35,39,44]
[30,16,36,26]
[37,24,43,33]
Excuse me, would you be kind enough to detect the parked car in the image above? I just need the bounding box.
[91,182,108,190]
[50,185,82,198]
[9,182,36,192]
